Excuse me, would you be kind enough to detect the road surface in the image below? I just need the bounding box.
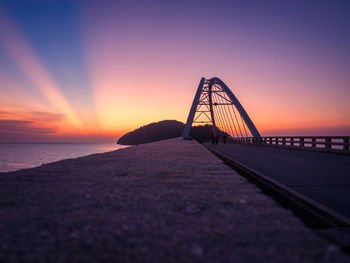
[205,142,350,219]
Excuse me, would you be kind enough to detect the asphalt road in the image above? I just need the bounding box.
[205,143,350,219]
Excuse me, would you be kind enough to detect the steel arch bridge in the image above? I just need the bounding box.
[183,77,261,140]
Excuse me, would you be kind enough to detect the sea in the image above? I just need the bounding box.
[0,143,128,173]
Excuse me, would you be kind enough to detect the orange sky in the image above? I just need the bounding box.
[0,1,349,142]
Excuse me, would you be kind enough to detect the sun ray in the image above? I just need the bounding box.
[0,10,83,129]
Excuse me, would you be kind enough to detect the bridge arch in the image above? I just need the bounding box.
[183,77,261,139]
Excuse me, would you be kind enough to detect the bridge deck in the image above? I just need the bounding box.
[205,142,350,220]
[0,138,348,262]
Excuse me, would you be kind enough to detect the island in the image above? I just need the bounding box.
[117,120,215,145]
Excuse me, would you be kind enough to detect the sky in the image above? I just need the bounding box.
[0,0,349,142]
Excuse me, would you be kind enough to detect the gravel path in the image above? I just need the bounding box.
[0,138,348,262]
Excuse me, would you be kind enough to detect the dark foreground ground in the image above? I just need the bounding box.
[0,138,348,262]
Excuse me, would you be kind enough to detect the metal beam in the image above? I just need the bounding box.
[182,77,205,139]
[208,77,261,138]
[183,77,261,140]
[208,84,218,138]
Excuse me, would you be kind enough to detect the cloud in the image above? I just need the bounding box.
[0,120,58,134]
[0,110,66,140]
[0,110,65,121]
[0,109,120,142]
[0,9,82,128]
[24,111,65,123]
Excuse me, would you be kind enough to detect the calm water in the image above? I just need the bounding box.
[0,143,128,173]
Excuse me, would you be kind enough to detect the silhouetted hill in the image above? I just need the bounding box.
[117,120,184,145]
[117,120,216,145]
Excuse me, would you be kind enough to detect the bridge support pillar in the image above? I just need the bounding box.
[182,78,205,140]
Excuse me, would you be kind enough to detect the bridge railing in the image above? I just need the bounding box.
[229,136,350,154]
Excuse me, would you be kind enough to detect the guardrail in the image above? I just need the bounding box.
[229,136,350,154]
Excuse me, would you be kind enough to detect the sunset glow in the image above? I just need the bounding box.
[0,0,349,142]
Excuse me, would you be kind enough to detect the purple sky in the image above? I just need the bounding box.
[0,0,349,142]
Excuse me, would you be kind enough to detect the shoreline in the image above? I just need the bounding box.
[0,142,128,173]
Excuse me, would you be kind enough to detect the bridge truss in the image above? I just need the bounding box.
[183,77,261,140]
